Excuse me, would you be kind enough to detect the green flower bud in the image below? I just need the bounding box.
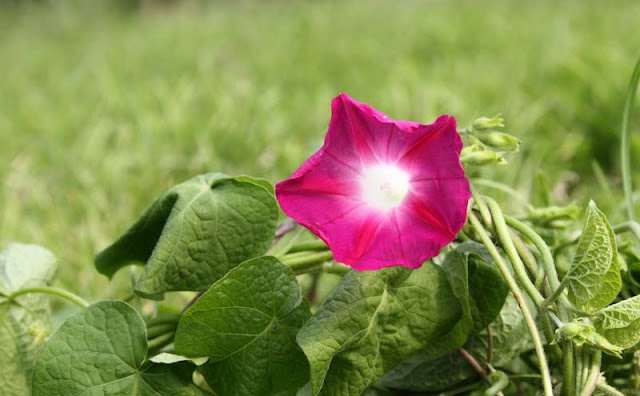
[467,134,482,146]
[556,321,594,346]
[460,143,483,157]
[461,150,507,166]
[555,320,623,358]
[474,131,521,152]
[472,114,505,130]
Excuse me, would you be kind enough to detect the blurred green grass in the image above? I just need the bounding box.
[1,0,640,299]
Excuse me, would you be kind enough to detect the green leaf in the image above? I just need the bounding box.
[468,256,509,331]
[95,173,279,300]
[565,201,621,313]
[449,242,508,332]
[0,243,56,396]
[385,352,478,393]
[0,243,57,294]
[376,244,509,392]
[32,300,204,396]
[594,295,640,349]
[377,295,533,392]
[390,242,505,369]
[467,294,535,367]
[175,256,310,396]
[296,262,461,396]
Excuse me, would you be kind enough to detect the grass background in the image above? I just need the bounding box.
[1,0,640,300]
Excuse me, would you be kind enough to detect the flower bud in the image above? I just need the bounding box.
[472,114,504,130]
[557,321,593,346]
[474,131,521,152]
[460,144,483,157]
[461,149,507,166]
[554,320,623,358]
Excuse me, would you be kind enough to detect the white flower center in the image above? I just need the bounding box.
[361,164,410,209]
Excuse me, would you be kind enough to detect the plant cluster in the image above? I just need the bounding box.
[2,60,640,396]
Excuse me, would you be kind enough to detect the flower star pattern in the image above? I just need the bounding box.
[276,93,471,271]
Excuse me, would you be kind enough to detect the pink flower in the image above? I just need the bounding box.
[276,93,471,271]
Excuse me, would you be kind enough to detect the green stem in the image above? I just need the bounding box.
[8,286,89,308]
[534,266,546,291]
[621,55,640,222]
[581,348,590,394]
[471,184,493,229]
[281,251,334,273]
[505,216,571,321]
[146,313,181,327]
[504,217,561,290]
[147,332,175,352]
[269,227,304,257]
[322,261,351,275]
[562,341,576,396]
[484,197,544,305]
[510,230,539,279]
[485,371,509,396]
[543,277,569,307]
[488,198,562,360]
[287,240,328,253]
[468,211,553,396]
[277,251,314,261]
[147,323,177,339]
[580,351,601,396]
[594,382,625,396]
[576,346,584,395]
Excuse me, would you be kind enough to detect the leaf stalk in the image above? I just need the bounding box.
[8,286,89,308]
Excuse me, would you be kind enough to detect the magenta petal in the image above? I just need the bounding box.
[276,94,471,271]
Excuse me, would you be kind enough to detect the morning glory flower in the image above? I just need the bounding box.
[276,93,471,271]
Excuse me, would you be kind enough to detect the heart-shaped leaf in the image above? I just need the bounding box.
[296,261,461,395]
[32,300,204,395]
[175,256,310,396]
[565,201,621,313]
[0,243,56,396]
[95,173,278,300]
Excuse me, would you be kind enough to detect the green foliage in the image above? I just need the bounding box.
[296,262,461,395]
[379,241,508,384]
[32,300,204,395]
[95,173,278,299]
[595,295,640,349]
[0,244,56,396]
[3,3,640,394]
[378,288,522,392]
[566,201,621,313]
[461,244,510,331]
[175,256,310,396]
